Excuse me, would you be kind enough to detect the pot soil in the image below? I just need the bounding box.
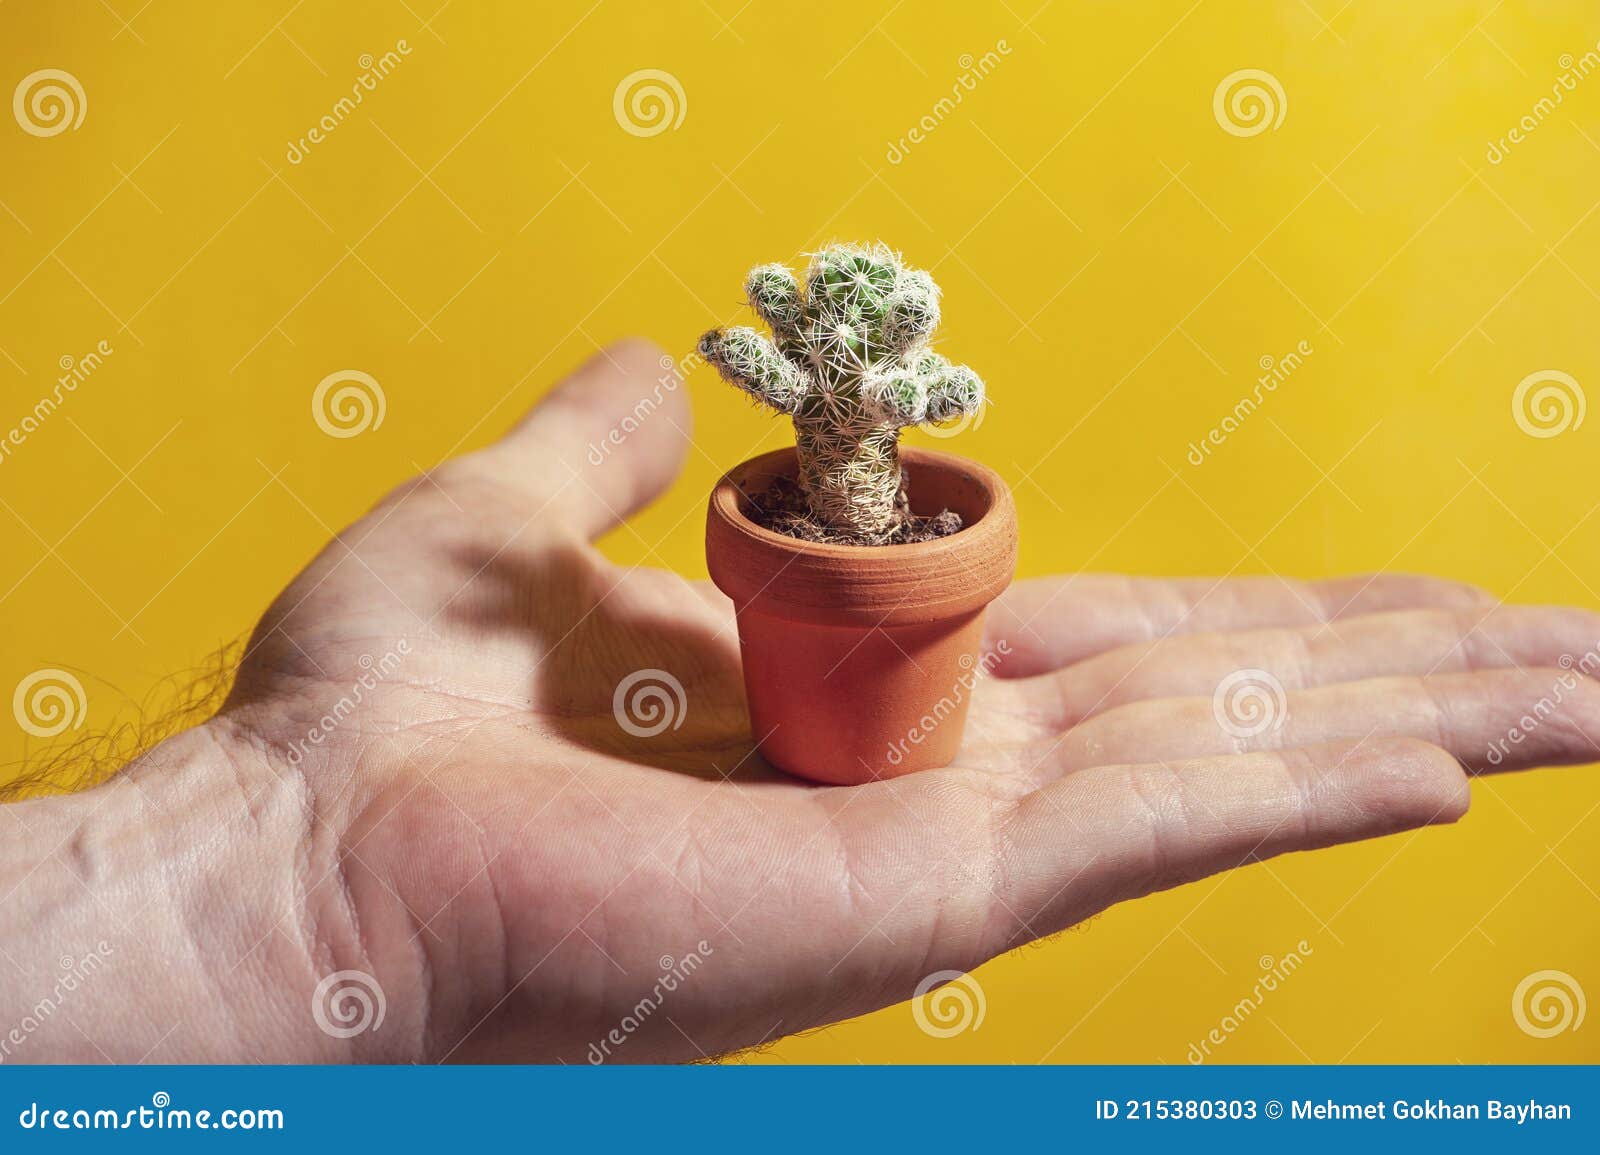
[744,473,964,544]
[706,445,1018,786]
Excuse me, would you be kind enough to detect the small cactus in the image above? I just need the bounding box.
[699,244,985,543]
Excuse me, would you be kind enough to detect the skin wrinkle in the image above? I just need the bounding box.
[1416,675,1463,759]
[1136,575,1189,643]
[896,781,998,974]
[150,730,330,1060]
[816,791,877,944]
[1434,610,1482,673]
[1051,654,1083,731]
[1303,579,1339,624]
[1286,623,1318,690]
[960,790,1025,963]
[461,865,556,1059]
[123,744,223,1061]
[1525,679,1600,767]
[247,633,435,689]
[520,846,625,1058]
[662,807,714,904]
[1047,716,1098,775]
[1122,762,1195,893]
[278,765,366,1061]
[140,861,221,1060]
[476,837,512,1056]
[1276,746,1323,847]
[195,721,330,1059]
[986,796,1036,948]
[246,706,393,1059]
[1010,777,1116,930]
[393,867,437,1064]
[213,721,288,842]
[331,780,415,1061]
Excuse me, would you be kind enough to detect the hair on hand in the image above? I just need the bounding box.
[0,640,243,803]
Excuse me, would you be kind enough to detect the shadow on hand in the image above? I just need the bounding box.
[440,540,788,783]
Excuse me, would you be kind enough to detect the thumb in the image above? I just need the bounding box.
[479,338,693,540]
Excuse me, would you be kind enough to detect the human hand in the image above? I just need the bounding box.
[5,339,1597,1064]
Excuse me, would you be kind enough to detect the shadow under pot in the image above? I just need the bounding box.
[705,445,1018,786]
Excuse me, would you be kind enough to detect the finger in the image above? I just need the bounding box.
[451,337,692,541]
[986,573,1497,677]
[1005,604,1600,730]
[1047,667,1600,776]
[992,739,1467,939]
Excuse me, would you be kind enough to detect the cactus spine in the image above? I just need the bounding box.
[699,244,985,544]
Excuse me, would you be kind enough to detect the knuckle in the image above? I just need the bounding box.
[1119,763,1196,889]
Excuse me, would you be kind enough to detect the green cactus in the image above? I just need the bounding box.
[699,244,985,542]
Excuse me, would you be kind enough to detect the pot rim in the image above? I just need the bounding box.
[705,445,1019,626]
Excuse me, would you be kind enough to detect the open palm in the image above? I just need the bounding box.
[206,339,1600,1063]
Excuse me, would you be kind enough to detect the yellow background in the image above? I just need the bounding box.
[3,0,1597,1062]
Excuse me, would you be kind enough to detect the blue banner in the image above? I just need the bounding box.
[0,1065,1593,1150]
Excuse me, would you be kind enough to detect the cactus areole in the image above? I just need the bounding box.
[700,245,1018,785]
[699,244,986,545]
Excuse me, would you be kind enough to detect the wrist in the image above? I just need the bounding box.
[0,716,371,1062]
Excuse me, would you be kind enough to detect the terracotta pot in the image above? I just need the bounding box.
[705,445,1018,786]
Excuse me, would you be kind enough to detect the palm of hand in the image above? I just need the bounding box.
[219,341,1599,1063]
